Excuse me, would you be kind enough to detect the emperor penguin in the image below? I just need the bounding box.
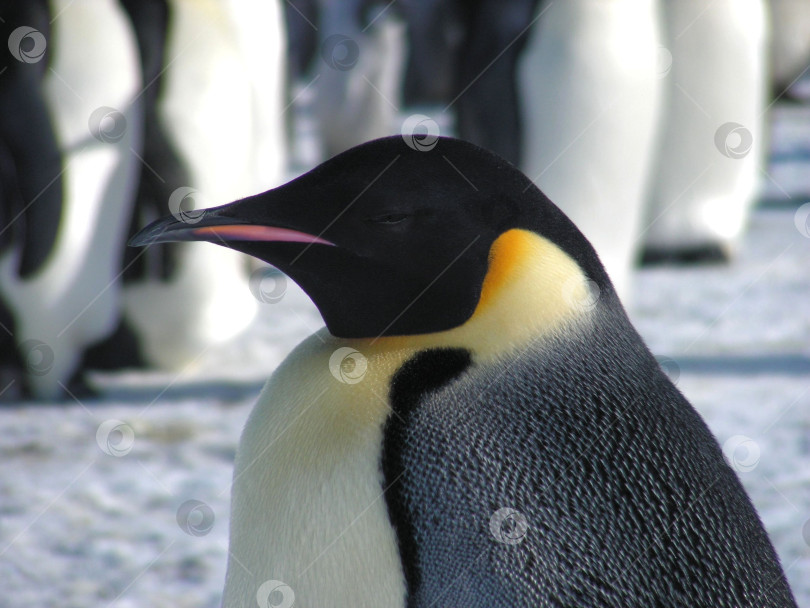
[0,1,62,393]
[0,0,143,399]
[768,0,810,98]
[120,0,287,370]
[130,137,796,607]
[312,0,407,158]
[517,0,664,300]
[642,0,769,262]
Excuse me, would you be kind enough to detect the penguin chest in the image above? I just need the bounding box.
[222,335,408,608]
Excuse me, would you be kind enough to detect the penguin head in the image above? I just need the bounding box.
[129,136,613,338]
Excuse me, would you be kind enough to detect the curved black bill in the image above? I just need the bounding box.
[127,208,334,248]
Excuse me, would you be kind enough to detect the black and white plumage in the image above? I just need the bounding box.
[0,0,287,398]
[0,0,143,399]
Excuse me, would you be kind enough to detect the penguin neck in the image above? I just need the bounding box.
[339,228,597,365]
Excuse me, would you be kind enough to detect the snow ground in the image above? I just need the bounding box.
[2,110,810,606]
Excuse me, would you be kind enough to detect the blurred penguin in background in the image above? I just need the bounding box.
[0,1,61,393]
[641,0,769,264]
[389,0,541,163]
[119,0,287,371]
[0,0,143,400]
[429,0,540,165]
[313,0,407,159]
[520,0,769,294]
[518,0,664,299]
[0,0,287,400]
[766,0,810,199]
[769,0,810,101]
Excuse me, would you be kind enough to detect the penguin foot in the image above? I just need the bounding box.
[0,365,27,404]
[80,318,146,371]
[640,242,732,266]
[64,368,100,401]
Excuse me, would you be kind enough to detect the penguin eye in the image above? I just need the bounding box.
[367,212,409,225]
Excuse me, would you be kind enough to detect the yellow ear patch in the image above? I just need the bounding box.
[460,227,597,357]
[475,229,539,313]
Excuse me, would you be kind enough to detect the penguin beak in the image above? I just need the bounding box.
[127,202,335,248]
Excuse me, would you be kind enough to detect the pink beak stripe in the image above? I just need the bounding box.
[191,225,334,246]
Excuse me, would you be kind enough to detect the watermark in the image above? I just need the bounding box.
[88,106,127,144]
[793,202,810,238]
[328,347,368,384]
[722,435,760,473]
[655,356,680,384]
[714,122,753,159]
[656,46,673,78]
[489,507,528,545]
[19,339,54,376]
[401,114,440,152]
[8,26,46,63]
[321,34,359,71]
[176,499,215,537]
[96,419,135,457]
[168,187,206,224]
[256,579,295,608]
[561,276,601,312]
[249,268,288,304]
